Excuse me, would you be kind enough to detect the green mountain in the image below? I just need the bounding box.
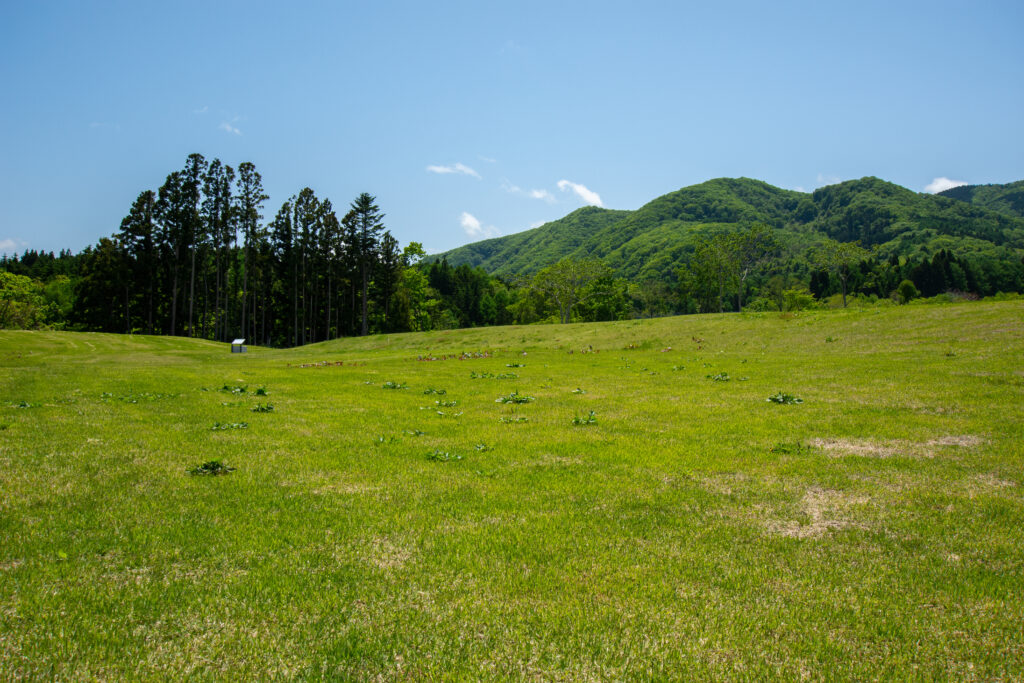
[434,177,1024,281]
[938,180,1024,219]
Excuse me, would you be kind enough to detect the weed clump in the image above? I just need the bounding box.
[211,421,249,430]
[382,381,408,390]
[496,390,533,404]
[706,372,730,382]
[499,416,528,423]
[572,411,598,426]
[426,450,462,462]
[251,403,274,413]
[221,384,247,394]
[188,460,235,475]
[766,392,803,405]
[423,387,447,395]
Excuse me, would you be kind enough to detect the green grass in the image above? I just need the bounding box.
[2,302,1023,680]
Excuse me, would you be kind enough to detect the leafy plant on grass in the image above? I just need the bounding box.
[382,381,408,390]
[572,410,597,425]
[376,435,399,444]
[221,384,247,394]
[766,392,803,404]
[405,429,425,436]
[426,450,462,462]
[11,400,36,408]
[706,372,730,382]
[423,387,447,395]
[499,416,528,423]
[506,363,525,368]
[211,422,249,430]
[496,390,534,404]
[251,403,274,413]
[469,371,494,379]
[188,460,235,475]
[474,443,492,452]
[254,387,269,396]
[769,441,811,454]
[572,388,587,394]
[496,373,518,379]
[435,400,458,407]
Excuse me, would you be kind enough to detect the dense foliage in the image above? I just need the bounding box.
[3,169,1024,339]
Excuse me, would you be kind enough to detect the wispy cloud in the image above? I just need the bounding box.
[193,105,209,115]
[478,155,497,164]
[924,177,967,194]
[219,121,242,136]
[427,162,480,179]
[0,238,26,252]
[529,220,547,229]
[460,212,500,239]
[503,179,555,203]
[557,179,603,207]
[816,173,841,187]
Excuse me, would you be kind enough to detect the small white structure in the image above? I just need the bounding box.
[231,338,247,354]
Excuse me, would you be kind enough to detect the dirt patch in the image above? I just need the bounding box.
[969,473,1017,493]
[362,537,413,570]
[809,438,900,458]
[927,435,985,448]
[765,487,870,539]
[810,435,985,459]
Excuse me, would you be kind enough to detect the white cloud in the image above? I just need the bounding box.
[460,212,501,239]
[501,180,555,203]
[193,105,208,114]
[219,122,242,135]
[924,177,968,194]
[557,179,603,207]
[501,179,522,194]
[529,220,547,229]
[793,186,806,193]
[427,162,480,179]
[0,238,26,252]
[816,174,841,187]
[530,189,554,202]
[478,155,497,164]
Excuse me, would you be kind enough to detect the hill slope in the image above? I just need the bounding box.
[435,177,1024,280]
[938,180,1024,219]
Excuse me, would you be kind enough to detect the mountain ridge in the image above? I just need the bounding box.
[432,176,1024,280]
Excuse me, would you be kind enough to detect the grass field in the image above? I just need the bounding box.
[1,302,1023,680]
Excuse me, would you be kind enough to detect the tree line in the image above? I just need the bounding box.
[4,158,1023,336]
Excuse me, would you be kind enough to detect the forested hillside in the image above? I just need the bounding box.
[938,180,1024,219]
[437,177,1024,281]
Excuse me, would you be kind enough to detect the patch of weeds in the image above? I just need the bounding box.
[825,336,837,343]
[211,421,249,430]
[766,392,803,405]
[506,363,525,368]
[423,387,447,395]
[251,403,274,413]
[221,384,247,394]
[496,373,518,379]
[435,400,458,407]
[474,443,492,452]
[188,460,235,476]
[572,411,598,426]
[496,390,534,404]
[436,411,464,418]
[254,387,269,396]
[671,365,685,371]
[738,376,749,381]
[11,401,37,408]
[945,350,957,358]
[426,450,462,462]
[405,429,425,437]
[769,441,811,454]
[706,372,730,382]
[0,423,9,431]
[101,392,173,403]
[499,416,529,424]
[572,388,587,394]
[376,435,399,444]
[382,381,408,390]
[469,371,494,379]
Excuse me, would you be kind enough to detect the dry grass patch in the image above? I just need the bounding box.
[810,435,985,459]
[764,487,871,539]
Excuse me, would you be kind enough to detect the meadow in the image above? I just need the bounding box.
[1,302,1023,680]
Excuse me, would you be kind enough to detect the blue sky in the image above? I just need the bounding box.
[1,0,1022,256]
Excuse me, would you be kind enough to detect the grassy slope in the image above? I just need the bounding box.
[1,303,1023,679]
